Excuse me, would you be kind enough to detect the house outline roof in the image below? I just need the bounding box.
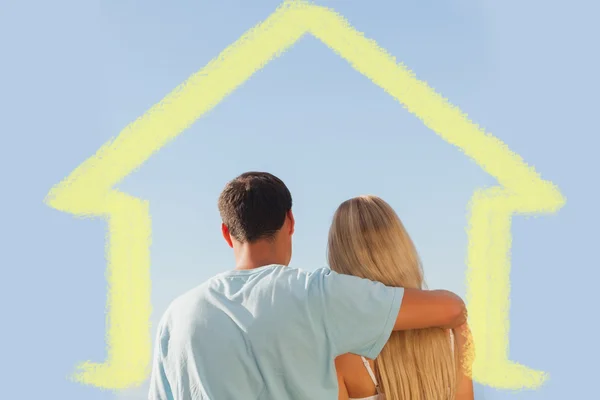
[45,0,566,392]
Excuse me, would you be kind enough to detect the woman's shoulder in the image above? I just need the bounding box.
[335,354,379,399]
[335,353,369,374]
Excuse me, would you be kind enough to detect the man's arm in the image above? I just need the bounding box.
[148,318,175,400]
[314,269,466,359]
[393,288,467,331]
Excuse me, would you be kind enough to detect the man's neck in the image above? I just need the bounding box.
[234,261,282,271]
[233,241,287,271]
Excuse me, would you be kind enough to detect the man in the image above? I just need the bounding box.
[149,172,466,400]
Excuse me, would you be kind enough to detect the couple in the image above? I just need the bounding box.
[148,172,474,400]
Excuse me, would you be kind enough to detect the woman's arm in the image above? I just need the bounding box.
[454,323,475,400]
[335,358,350,400]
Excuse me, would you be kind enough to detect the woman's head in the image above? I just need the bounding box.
[327,195,457,400]
[327,195,424,289]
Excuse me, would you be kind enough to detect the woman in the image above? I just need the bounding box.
[328,195,474,400]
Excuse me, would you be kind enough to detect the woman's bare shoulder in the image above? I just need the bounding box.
[335,354,378,398]
[335,353,360,369]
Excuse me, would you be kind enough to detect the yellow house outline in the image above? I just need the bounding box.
[45,0,565,392]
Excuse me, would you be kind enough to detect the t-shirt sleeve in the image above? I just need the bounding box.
[311,268,404,359]
[148,318,175,400]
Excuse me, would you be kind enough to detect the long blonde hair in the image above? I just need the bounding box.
[327,195,458,400]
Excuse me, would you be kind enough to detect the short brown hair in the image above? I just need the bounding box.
[218,172,293,243]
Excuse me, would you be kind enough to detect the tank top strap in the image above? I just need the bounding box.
[360,356,381,394]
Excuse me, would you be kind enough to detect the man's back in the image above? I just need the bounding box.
[149,264,403,400]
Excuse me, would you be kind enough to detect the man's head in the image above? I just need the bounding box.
[218,172,295,268]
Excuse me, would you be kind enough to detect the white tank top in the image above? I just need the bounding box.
[348,356,384,400]
[348,331,455,400]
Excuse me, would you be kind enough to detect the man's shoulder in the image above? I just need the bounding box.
[272,266,336,287]
[159,266,336,319]
[283,265,332,278]
[274,266,345,301]
[159,280,212,322]
[287,265,341,285]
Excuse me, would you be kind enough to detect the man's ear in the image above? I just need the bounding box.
[221,223,233,248]
[287,210,295,236]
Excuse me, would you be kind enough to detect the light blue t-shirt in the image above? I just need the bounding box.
[148,265,403,400]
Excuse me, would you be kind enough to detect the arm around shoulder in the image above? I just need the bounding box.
[393,288,466,331]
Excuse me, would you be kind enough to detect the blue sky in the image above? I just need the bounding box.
[1,0,598,399]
